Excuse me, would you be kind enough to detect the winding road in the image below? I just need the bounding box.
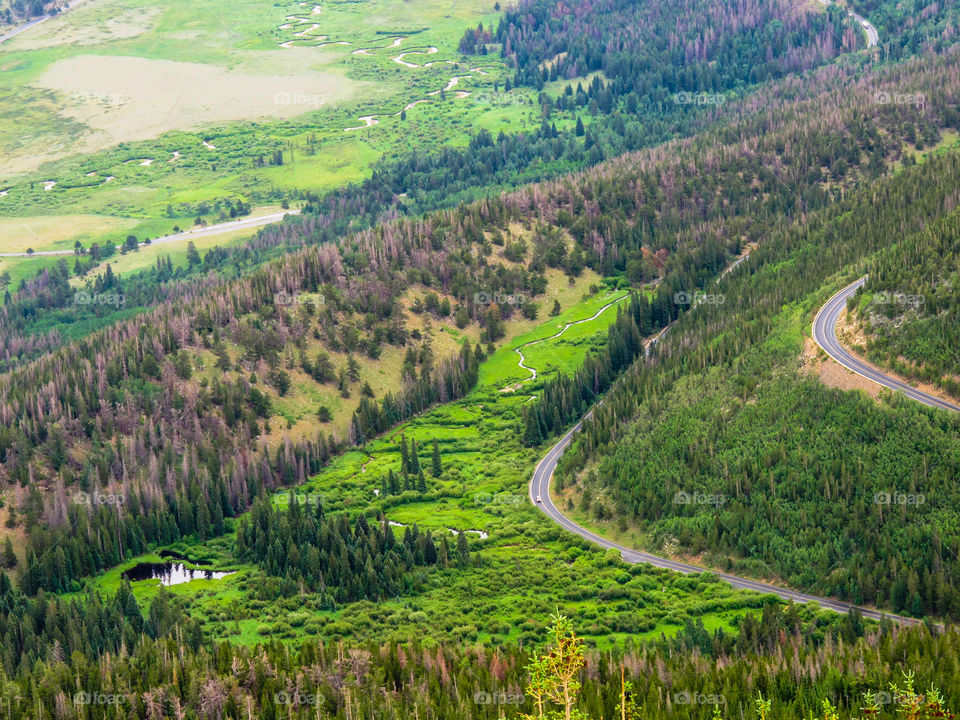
[0,209,300,257]
[528,269,951,626]
[812,277,960,413]
[529,423,924,624]
[817,0,879,48]
[0,0,92,43]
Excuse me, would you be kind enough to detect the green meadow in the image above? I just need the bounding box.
[0,0,574,283]
[79,278,812,647]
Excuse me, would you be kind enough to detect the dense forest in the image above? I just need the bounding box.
[237,494,456,602]
[487,0,859,92]
[848,212,960,397]
[5,0,960,714]
[3,15,959,604]
[0,0,896,360]
[557,138,960,619]
[0,572,954,720]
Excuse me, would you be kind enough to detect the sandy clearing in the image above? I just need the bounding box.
[26,54,363,165]
[42,180,56,190]
[803,335,880,398]
[202,140,216,150]
[170,151,180,162]
[7,5,160,50]
[139,158,152,165]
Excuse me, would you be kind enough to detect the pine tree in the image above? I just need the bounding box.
[1,536,15,568]
[456,530,470,568]
[388,469,400,495]
[410,441,420,474]
[195,496,211,541]
[186,241,201,266]
[400,436,410,473]
[431,437,442,477]
[439,535,450,568]
[523,407,542,446]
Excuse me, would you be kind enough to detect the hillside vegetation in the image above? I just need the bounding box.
[3,0,960,715]
[558,145,960,619]
[846,214,960,398]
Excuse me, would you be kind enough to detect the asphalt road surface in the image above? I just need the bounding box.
[529,415,926,625]
[812,277,960,413]
[528,270,952,627]
[0,209,300,258]
[0,0,92,43]
[817,0,879,48]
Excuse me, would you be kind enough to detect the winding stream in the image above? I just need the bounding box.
[504,294,630,392]
[274,8,482,131]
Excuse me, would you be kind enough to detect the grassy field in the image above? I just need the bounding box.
[0,212,138,252]
[0,203,289,287]
[72,274,807,647]
[0,0,565,283]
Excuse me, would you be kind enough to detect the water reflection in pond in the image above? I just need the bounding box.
[121,562,234,586]
[158,549,212,565]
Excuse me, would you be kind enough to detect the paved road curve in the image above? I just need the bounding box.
[528,270,952,627]
[817,0,879,48]
[0,209,300,258]
[0,0,93,43]
[812,277,960,413]
[529,417,925,625]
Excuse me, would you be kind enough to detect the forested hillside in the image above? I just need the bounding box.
[5,11,959,601]
[0,0,878,361]
[4,0,960,714]
[558,142,960,619]
[846,214,960,397]
[2,212,547,592]
[489,0,858,91]
[0,572,954,720]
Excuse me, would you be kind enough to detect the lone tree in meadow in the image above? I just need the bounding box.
[431,437,442,476]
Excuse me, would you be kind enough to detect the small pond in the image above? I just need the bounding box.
[121,562,234,586]
[158,549,212,565]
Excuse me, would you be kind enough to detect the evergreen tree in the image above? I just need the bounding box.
[456,530,470,568]
[410,440,420,474]
[431,437,442,477]
[1,536,15,568]
[417,469,427,493]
